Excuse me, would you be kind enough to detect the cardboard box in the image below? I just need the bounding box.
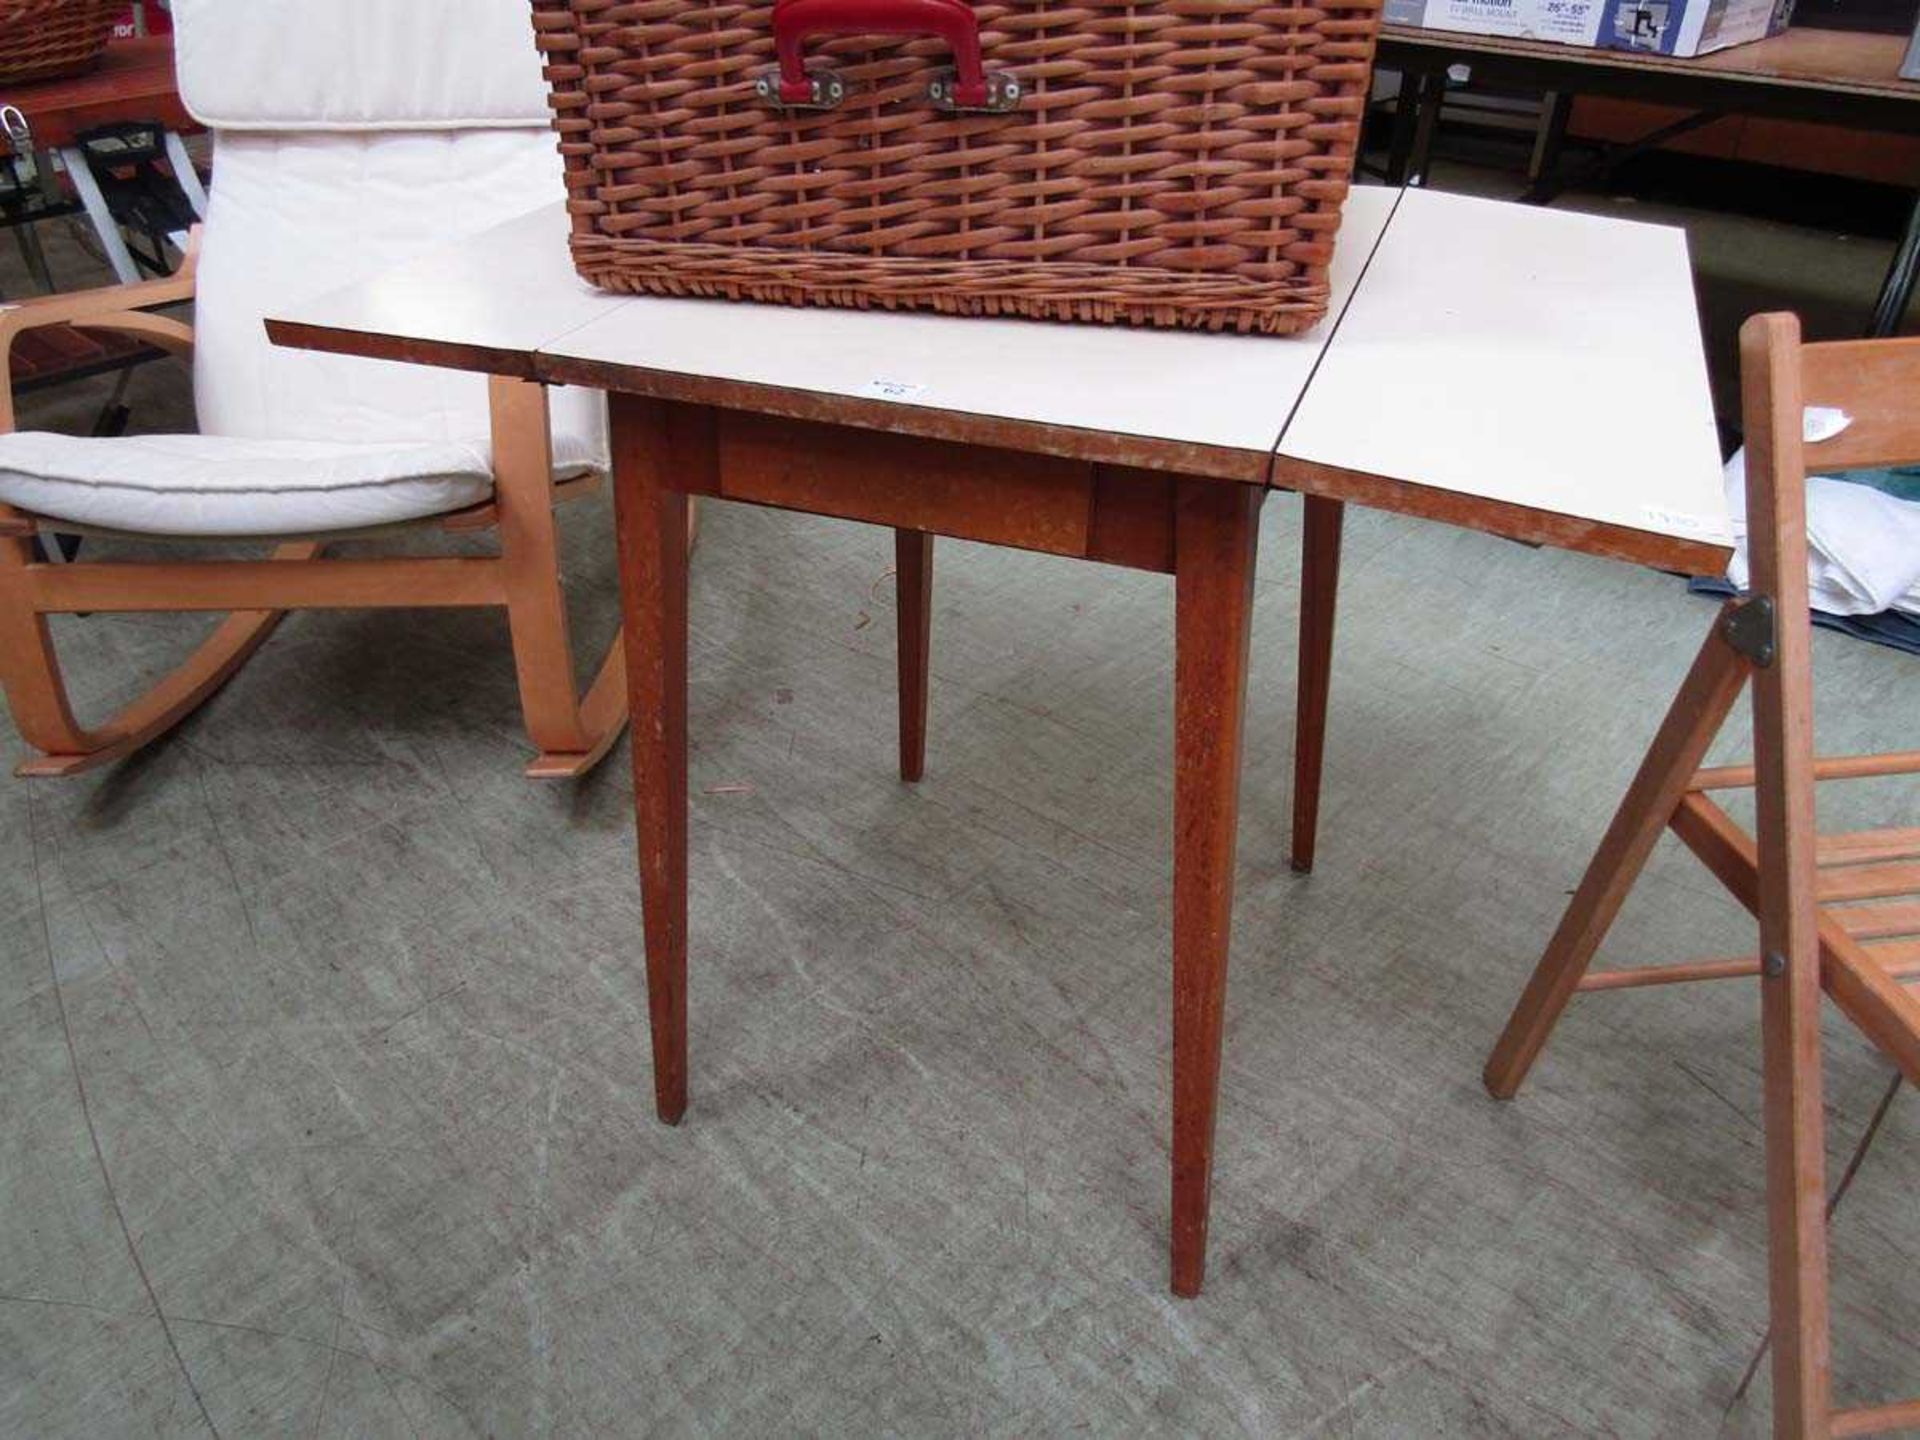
[1383,0,1794,56]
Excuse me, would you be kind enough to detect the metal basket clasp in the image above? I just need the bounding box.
[755,68,847,108]
[925,68,1021,113]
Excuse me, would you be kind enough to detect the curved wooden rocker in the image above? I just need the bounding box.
[0,245,634,782]
[0,537,319,778]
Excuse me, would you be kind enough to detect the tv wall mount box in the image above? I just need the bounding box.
[1383,0,1793,57]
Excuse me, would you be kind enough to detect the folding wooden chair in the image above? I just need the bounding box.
[0,0,635,781]
[1483,312,1920,1438]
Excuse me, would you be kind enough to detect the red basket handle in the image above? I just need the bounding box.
[772,0,991,108]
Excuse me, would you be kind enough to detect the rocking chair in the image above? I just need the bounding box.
[0,0,630,779]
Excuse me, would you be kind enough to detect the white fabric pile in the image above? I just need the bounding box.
[1724,407,1920,617]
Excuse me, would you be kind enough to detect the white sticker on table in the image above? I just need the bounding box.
[862,378,927,402]
[1641,505,1721,537]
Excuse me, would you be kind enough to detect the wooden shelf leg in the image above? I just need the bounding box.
[1170,478,1263,1298]
[1482,614,1750,1099]
[1291,495,1343,874]
[611,394,691,1125]
[895,528,932,784]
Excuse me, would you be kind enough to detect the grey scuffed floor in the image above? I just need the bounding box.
[4,194,1919,1435]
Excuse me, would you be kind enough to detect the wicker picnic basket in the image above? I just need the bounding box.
[530,0,1383,335]
[0,0,120,85]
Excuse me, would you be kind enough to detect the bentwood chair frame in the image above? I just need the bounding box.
[0,236,629,780]
[1484,311,1920,1439]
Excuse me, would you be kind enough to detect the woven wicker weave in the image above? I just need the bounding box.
[530,0,1383,335]
[0,0,120,85]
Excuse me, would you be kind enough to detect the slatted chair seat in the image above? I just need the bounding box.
[1659,791,1920,1089]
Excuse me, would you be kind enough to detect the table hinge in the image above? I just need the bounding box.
[1722,596,1775,668]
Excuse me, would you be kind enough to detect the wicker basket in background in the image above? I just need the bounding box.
[1,0,122,85]
[531,0,1384,336]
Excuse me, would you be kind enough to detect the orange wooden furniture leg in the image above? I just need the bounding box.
[493,376,590,761]
[895,527,932,783]
[611,394,691,1124]
[521,638,630,780]
[1482,617,1751,1098]
[1291,494,1343,873]
[1742,312,1833,1439]
[490,374,638,779]
[1170,477,1263,1298]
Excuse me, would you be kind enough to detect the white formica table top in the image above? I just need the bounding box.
[268,184,1732,570]
[1280,188,1729,555]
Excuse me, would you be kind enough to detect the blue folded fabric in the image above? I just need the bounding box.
[1825,465,1920,506]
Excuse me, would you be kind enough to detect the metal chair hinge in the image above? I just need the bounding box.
[1722,596,1775,668]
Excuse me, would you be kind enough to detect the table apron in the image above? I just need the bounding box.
[546,358,1274,486]
[651,401,1237,574]
[1272,453,1731,575]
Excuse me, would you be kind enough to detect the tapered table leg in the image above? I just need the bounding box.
[1291,495,1342,873]
[895,528,932,783]
[611,395,691,1124]
[1170,477,1264,1298]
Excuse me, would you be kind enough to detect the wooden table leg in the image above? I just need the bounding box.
[1291,495,1343,874]
[611,395,691,1124]
[1171,478,1264,1298]
[895,528,932,783]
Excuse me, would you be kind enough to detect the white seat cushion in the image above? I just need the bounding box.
[192,131,609,462]
[0,3,612,542]
[0,431,500,537]
[174,0,552,133]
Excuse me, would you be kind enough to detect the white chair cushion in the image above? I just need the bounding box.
[2,3,613,543]
[194,130,606,467]
[173,0,552,132]
[0,432,500,537]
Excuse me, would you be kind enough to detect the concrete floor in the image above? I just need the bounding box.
[4,168,1919,1437]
